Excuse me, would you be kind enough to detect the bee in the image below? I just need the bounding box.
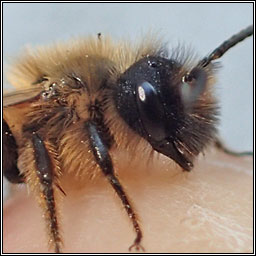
[3,25,253,253]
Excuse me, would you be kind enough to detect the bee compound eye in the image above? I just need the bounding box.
[137,81,156,103]
[136,81,167,141]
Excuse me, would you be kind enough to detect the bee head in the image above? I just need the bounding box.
[115,56,218,171]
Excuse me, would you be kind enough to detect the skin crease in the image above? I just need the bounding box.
[3,149,253,253]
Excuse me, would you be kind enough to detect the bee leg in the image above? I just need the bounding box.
[214,139,253,157]
[86,121,145,252]
[3,119,24,183]
[31,133,62,253]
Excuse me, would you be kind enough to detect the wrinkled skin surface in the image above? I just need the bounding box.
[3,150,253,253]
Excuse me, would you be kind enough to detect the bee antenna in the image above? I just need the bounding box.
[198,25,253,68]
[181,25,253,109]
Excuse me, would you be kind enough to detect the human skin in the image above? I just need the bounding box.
[3,149,253,253]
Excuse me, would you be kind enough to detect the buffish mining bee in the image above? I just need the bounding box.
[3,25,253,253]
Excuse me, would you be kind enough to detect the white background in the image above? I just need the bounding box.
[3,3,253,197]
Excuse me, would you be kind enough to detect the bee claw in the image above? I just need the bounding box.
[128,242,145,252]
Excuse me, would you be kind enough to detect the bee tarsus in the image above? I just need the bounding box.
[128,239,145,252]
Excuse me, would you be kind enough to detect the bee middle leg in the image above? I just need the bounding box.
[19,133,63,253]
[86,121,145,251]
[31,133,63,253]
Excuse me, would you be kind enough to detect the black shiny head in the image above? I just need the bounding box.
[114,55,218,171]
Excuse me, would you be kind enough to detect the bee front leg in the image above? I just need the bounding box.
[86,121,145,252]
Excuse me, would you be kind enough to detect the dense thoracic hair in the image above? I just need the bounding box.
[5,36,218,175]
[3,35,218,252]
